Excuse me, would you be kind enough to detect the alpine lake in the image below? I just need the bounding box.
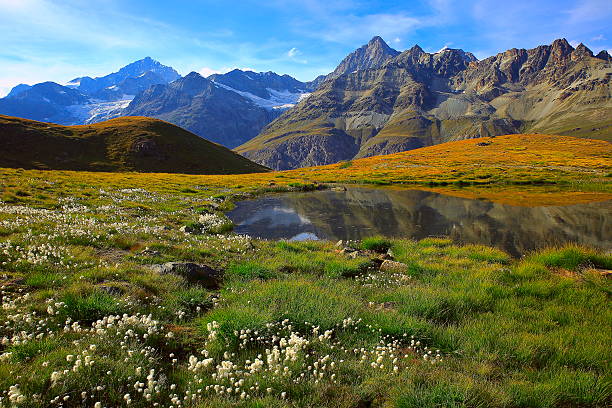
[227,186,612,257]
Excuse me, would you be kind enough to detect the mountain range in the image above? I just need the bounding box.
[0,60,315,148]
[237,37,612,169]
[123,70,314,147]
[1,36,610,170]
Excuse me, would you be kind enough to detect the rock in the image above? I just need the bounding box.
[180,223,204,234]
[98,284,124,296]
[380,260,408,272]
[331,186,347,192]
[377,253,392,261]
[140,247,161,257]
[386,248,395,259]
[476,141,491,146]
[335,240,343,248]
[131,139,159,157]
[348,251,360,259]
[150,262,222,289]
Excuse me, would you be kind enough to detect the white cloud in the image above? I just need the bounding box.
[592,34,606,41]
[286,47,308,64]
[393,37,401,44]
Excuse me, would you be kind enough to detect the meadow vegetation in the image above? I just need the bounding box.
[0,133,611,407]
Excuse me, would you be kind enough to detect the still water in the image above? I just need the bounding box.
[226,187,611,256]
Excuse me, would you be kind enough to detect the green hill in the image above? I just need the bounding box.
[0,115,269,174]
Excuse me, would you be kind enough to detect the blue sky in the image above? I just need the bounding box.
[0,0,611,96]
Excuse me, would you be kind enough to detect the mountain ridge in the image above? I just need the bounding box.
[237,37,612,170]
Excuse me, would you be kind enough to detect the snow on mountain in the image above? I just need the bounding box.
[66,97,134,124]
[213,81,310,110]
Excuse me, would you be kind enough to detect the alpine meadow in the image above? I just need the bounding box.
[0,1,610,408]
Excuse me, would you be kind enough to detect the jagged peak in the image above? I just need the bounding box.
[367,36,386,46]
[408,44,424,54]
[572,43,594,58]
[362,36,397,55]
[550,38,574,56]
[433,47,477,62]
[121,57,162,69]
[595,49,611,61]
[184,71,205,79]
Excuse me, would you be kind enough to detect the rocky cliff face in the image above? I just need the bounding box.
[237,38,612,170]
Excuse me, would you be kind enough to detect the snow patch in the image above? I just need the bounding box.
[65,80,80,89]
[66,97,134,124]
[213,81,310,110]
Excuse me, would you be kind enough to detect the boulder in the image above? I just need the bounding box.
[380,260,408,272]
[150,262,222,289]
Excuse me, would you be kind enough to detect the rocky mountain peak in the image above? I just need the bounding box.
[572,43,594,60]
[549,38,574,62]
[406,44,425,56]
[595,49,611,61]
[330,36,400,78]
[367,36,390,50]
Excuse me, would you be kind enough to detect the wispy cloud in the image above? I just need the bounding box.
[289,11,426,46]
[565,0,612,24]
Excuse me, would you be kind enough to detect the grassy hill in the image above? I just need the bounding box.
[2,133,610,207]
[0,115,269,174]
[299,133,612,186]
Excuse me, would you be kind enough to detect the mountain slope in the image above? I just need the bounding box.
[237,38,612,170]
[0,114,268,174]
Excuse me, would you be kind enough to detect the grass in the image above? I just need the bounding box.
[360,236,393,252]
[0,137,610,407]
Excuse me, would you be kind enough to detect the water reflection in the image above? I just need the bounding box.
[227,188,611,256]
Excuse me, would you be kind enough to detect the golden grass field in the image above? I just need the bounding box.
[2,133,610,207]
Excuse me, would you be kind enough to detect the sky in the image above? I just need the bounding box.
[0,0,611,97]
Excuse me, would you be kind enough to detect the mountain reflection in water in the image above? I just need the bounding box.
[226,188,611,256]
